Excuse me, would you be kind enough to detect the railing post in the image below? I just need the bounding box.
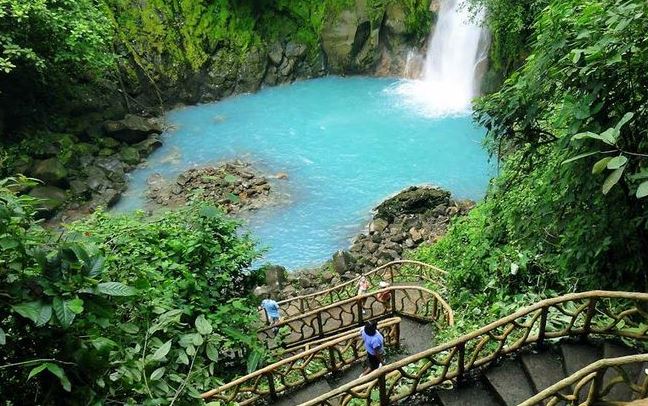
[538,307,548,348]
[327,346,338,373]
[316,311,325,339]
[456,343,466,386]
[390,288,396,316]
[266,372,277,401]
[394,322,401,350]
[378,374,388,406]
[582,298,598,340]
[299,297,305,313]
[358,296,365,325]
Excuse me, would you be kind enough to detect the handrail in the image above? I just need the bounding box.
[258,285,454,349]
[200,318,403,404]
[300,290,648,406]
[261,260,447,323]
[519,354,648,405]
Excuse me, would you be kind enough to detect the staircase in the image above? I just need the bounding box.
[201,261,648,406]
[419,340,647,405]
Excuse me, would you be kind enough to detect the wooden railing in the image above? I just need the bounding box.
[200,318,403,404]
[258,285,453,350]
[519,354,648,405]
[300,291,648,406]
[261,260,447,323]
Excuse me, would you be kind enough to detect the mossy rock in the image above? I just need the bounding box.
[374,186,450,222]
[120,147,141,165]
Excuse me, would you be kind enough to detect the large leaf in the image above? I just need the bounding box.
[637,181,648,198]
[27,363,48,380]
[67,298,84,314]
[0,327,5,345]
[12,301,44,324]
[606,155,628,169]
[592,157,612,174]
[246,349,264,373]
[151,340,172,361]
[97,282,137,296]
[561,151,600,165]
[46,363,71,392]
[615,112,634,131]
[206,342,219,362]
[88,256,105,277]
[602,166,625,195]
[35,304,52,327]
[53,297,76,328]
[150,367,165,381]
[195,315,213,335]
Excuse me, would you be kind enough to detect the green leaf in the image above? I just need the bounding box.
[27,363,48,380]
[151,340,172,361]
[46,363,71,392]
[12,301,43,324]
[150,367,165,381]
[0,327,5,345]
[119,323,140,334]
[561,151,600,165]
[177,351,189,365]
[35,304,52,327]
[637,181,648,198]
[206,343,219,362]
[599,128,619,145]
[88,256,105,277]
[0,238,18,249]
[602,166,625,195]
[199,206,220,219]
[195,315,213,335]
[224,174,237,183]
[97,282,137,296]
[53,297,75,328]
[607,156,628,169]
[67,298,84,314]
[592,157,613,174]
[227,193,240,203]
[246,349,264,373]
[615,112,634,131]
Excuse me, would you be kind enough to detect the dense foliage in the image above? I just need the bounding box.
[0,177,264,404]
[417,0,648,321]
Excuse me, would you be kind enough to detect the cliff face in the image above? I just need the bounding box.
[110,0,436,110]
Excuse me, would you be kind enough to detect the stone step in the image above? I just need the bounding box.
[485,359,535,406]
[602,342,641,401]
[436,380,502,406]
[520,349,566,395]
[560,341,601,402]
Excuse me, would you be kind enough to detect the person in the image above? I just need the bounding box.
[359,320,384,377]
[376,281,392,310]
[357,275,370,314]
[258,295,281,334]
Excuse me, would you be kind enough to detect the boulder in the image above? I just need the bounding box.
[203,49,239,100]
[69,179,90,197]
[237,46,268,93]
[374,186,451,222]
[253,285,271,298]
[94,156,125,181]
[84,166,110,191]
[268,43,284,65]
[120,147,141,165]
[133,135,163,156]
[103,114,162,144]
[332,250,356,275]
[264,265,287,289]
[92,188,121,208]
[285,41,307,58]
[31,158,68,186]
[321,270,336,283]
[370,218,389,233]
[29,186,66,214]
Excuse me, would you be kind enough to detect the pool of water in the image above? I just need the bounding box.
[114,76,494,269]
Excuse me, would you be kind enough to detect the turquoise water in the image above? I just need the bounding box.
[114,76,494,269]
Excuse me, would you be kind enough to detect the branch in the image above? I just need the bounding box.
[169,350,198,406]
[0,358,76,369]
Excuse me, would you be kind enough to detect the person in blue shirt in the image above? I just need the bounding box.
[258,295,281,334]
[359,320,384,377]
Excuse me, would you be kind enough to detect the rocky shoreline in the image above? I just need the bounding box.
[145,161,284,214]
[253,186,474,299]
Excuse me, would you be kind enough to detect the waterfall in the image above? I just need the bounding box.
[392,0,488,117]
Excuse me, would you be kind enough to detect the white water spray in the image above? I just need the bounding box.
[392,0,488,117]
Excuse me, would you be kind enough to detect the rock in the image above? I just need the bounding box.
[366,242,379,253]
[237,46,267,93]
[275,172,289,180]
[101,137,121,149]
[69,179,90,197]
[264,265,287,289]
[332,250,356,275]
[278,57,296,77]
[84,166,110,191]
[31,158,68,186]
[268,43,284,65]
[120,147,141,165]
[93,189,121,208]
[103,114,162,144]
[94,157,125,181]
[29,186,66,214]
[321,1,381,73]
[285,41,307,58]
[409,227,424,243]
[370,218,389,233]
[431,204,447,217]
[321,270,336,283]
[253,285,271,297]
[374,186,451,222]
[134,135,163,156]
[203,49,239,100]
[282,285,297,297]
[299,277,314,289]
